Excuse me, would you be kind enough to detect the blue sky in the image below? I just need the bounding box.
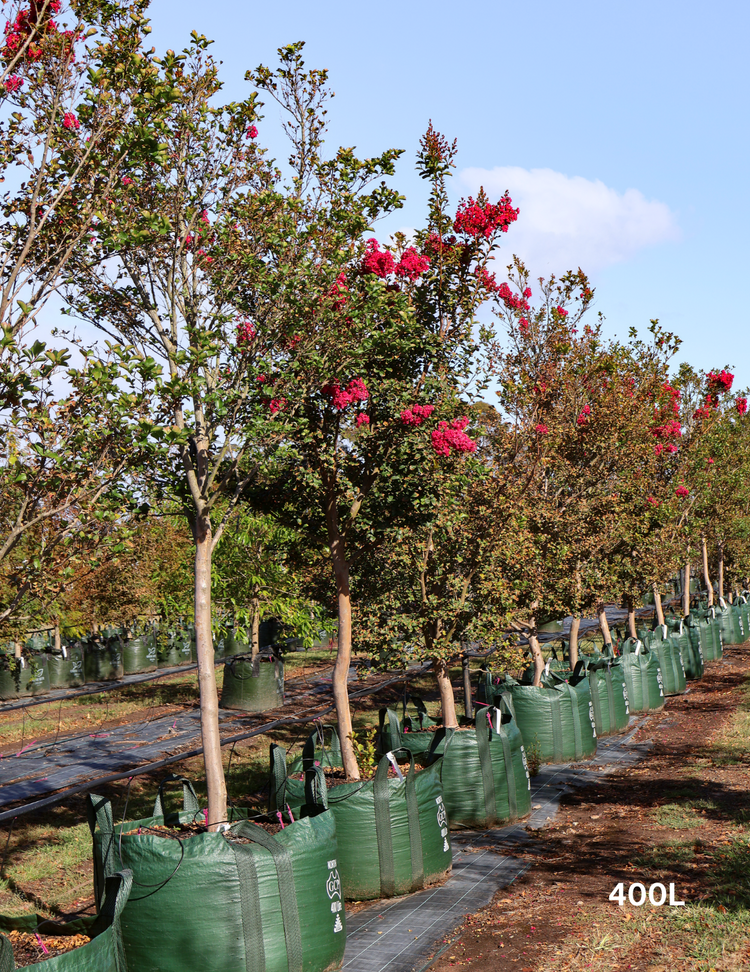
[148,0,749,389]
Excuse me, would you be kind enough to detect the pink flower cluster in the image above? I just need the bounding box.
[675,485,689,498]
[661,382,680,416]
[646,496,659,507]
[401,404,435,426]
[356,413,370,428]
[322,377,369,410]
[362,240,430,281]
[555,306,568,319]
[651,419,681,440]
[453,194,519,238]
[62,111,79,130]
[121,176,133,186]
[474,267,500,293]
[394,247,430,281]
[707,369,734,395]
[3,74,22,92]
[738,396,748,416]
[534,423,549,435]
[577,404,591,426]
[3,0,62,61]
[236,320,256,344]
[497,283,531,312]
[246,125,258,139]
[431,416,476,457]
[269,398,286,414]
[655,442,679,456]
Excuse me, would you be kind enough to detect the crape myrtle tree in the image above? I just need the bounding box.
[489,264,697,678]
[0,0,173,628]
[245,118,521,764]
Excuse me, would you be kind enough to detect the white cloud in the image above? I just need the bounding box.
[459,166,680,274]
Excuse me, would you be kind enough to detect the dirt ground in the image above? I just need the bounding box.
[427,646,750,972]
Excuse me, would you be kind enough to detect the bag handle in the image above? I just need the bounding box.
[301,724,341,771]
[303,764,329,812]
[153,774,201,820]
[0,935,12,972]
[378,708,403,754]
[87,869,134,941]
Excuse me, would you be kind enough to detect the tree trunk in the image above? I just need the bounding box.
[568,617,580,669]
[435,657,459,728]
[13,639,20,659]
[596,602,612,647]
[194,518,227,829]
[653,584,665,626]
[718,544,725,601]
[627,604,637,640]
[250,596,260,657]
[682,559,691,617]
[54,624,61,653]
[702,537,714,607]
[529,632,545,687]
[329,541,360,780]
[462,655,473,719]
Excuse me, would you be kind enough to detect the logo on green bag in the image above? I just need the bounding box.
[589,701,597,736]
[436,795,448,832]
[622,684,629,714]
[326,867,341,901]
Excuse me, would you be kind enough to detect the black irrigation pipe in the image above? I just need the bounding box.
[0,663,433,824]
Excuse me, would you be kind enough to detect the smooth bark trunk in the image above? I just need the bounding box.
[330,544,359,779]
[194,522,227,829]
[653,584,665,626]
[682,559,691,617]
[435,658,459,728]
[596,602,612,647]
[702,538,714,607]
[462,655,473,719]
[54,624,61,653]
[13,639,20,659]
[718,544,725,600]
[529,632,545,687]
[568,617,580,669]
[628,606,637,640]
[251,596,260,657]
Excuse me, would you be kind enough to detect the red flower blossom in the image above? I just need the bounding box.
[453,193,519,238]
[322,377,369,410]
[534,423,549,435]
[675,485,689,498]
[401,404,435,426]
[356,413,370,428]
[3,75,22,92]
[646,496,659,507]
[246,125,258,139]
[707,369,734,395]
[737,396,748,416]
[519,318,530,334]
[236,320,256,344]
[555,306,568,318]
[431,416,476,457]
[269,398,286,414]
[121,176,133,186]
[62,111,79,130]
[362,239,395,278]
[497,282,530,313]
[394,247,430,281]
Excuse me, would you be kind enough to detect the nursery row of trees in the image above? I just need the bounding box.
[1,0,749,822]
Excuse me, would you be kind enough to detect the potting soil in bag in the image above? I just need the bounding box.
[221,652,284,713]
[88,775,345,972]
[376,705,531,828]
[577,656,630,736]
[270,745,452,900]
[46,644,85,689]
[497,672,597,765]
[618,639,664,713]
[0,871,132,972]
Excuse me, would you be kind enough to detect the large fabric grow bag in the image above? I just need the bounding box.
[88,776,345,972]
[377,706,532,828]
[84,641,123,682]
[121,633,157,675]
[578,657,630,736]
[494,674,597,765]
[221,653,284,712]
[0,870,132,972]
[685,614,721,662]
[666,617,704,680]
[157,630,194,669]
[222,628,250,658]
[0,655,50,700]
[618,640,664,713]
[641,631,687,696]
[47,645,85,689]
[270,742,452,900]
[717,602,742,646]
[374,698,438,759]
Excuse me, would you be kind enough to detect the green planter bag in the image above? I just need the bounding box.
[377,705,532,828]
[495,672,597,766]
[270,742,452,901]
[686,613,719,662]
[47,644,85,689]
[0,870,132,972]
[641,628,687,696]
[618,639,665,713]
[84,640,123,682]
[717,601,741,646]
[223,627,250,658]
[122,632,157,675]
[0,654,50,700]
[375,698,438,759]
[156,629,194,669]
[88,776,346,972]
[578,655,630,736]
[666,617,704,680]
[221,653,284,713]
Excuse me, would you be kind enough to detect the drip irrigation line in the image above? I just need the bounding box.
[0,663,433,824]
